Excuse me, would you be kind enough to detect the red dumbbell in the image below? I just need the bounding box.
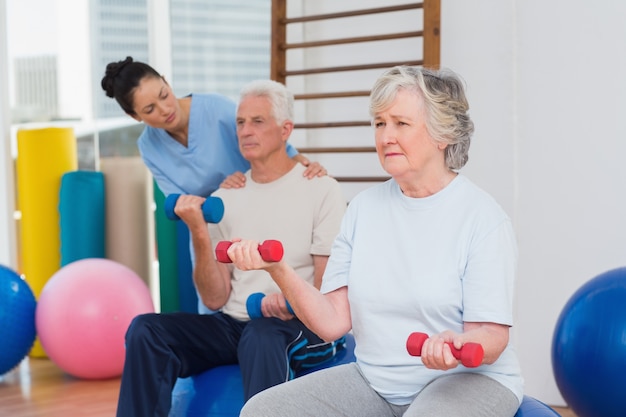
[406,332,484,368]
[215,240,284,263]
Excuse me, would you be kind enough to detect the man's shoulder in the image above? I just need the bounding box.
[314,174,342,192]
[295,167,342,192]
[212,171,252,196]
[302,173,346,210]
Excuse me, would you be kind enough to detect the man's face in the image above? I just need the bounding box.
[236,95,286,161]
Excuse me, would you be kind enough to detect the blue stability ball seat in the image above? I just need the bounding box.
[513,396,561,417]
[551,266,626,417]
[170,333,356,417]
[0,265,37,375]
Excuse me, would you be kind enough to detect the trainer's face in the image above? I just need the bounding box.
[131,76,181,129]
[236,95,290,161]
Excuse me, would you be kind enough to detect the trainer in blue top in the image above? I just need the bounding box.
[101,57,328,314]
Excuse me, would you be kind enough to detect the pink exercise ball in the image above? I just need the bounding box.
[35,258,154,379]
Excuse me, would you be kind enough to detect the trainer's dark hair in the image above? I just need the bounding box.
[101,56,161,116]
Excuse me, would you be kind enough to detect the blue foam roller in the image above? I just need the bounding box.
[246,292,294,319]
[164,194,224,223]
[59,171,106,266]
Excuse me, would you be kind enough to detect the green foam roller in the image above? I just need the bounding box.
[154,182,180,312]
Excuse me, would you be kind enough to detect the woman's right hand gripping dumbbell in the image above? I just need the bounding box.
[215,239,284,268]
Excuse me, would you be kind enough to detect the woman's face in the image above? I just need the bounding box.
[373,89,445,181]
[130,76,181,129]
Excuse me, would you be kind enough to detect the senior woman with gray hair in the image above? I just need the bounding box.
[228,66,523,417]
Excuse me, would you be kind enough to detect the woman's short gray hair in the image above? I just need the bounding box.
[369,66,474,170]
[239,79,294,125]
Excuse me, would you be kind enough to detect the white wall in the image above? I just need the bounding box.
[56,0,92,120]
[513,0,626,404]
[444,0,626,405]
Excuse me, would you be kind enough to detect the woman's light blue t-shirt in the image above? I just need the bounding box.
[321,175,524,405]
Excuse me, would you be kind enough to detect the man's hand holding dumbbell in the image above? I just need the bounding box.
[165,193,224,224]
[247,292,295,321]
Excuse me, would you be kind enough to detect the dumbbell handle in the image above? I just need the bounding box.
[164,194,224,223]
[215,240,284,263]
[246,292,294,319]
[406,332,484,368]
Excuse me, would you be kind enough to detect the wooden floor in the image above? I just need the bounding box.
[0,357,120,417]
[0,357,577,417]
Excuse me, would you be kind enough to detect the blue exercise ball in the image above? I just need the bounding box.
[552,266,626,417]
[0,264,37,375]
[171,334,357,417]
